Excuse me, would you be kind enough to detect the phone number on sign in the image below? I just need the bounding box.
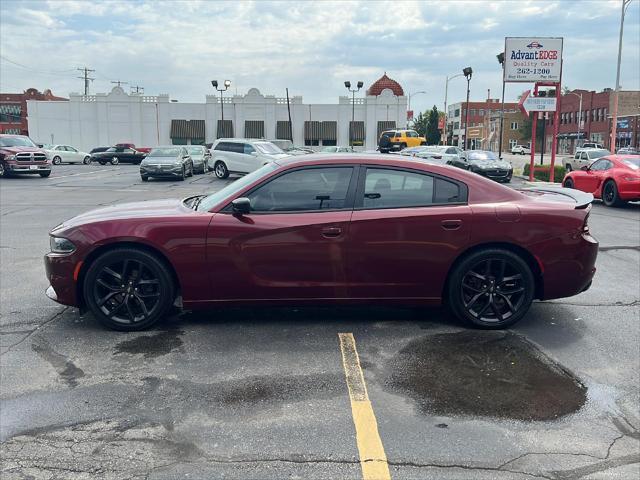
[516,68,551,75]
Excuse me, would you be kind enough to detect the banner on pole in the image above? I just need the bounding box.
[503,37,563,83]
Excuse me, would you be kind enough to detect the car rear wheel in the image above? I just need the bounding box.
[84,248,175,331]
[140,175,149,182]
[214,161,229,179]
[563,178,574,189]
[52,156,62,165]
[111,157,119,165]
[602,180,624,207]
[447,249,535,329]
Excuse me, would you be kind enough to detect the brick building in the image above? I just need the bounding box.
[0,88,67,136]
[483,110,529,153]
[545,89,639,153]
[446,98,519,148]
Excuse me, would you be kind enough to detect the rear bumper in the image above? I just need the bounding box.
[618,181,640,201]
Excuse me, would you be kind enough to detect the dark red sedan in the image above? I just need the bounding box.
[562,155,640,207]
[45,155,598,331]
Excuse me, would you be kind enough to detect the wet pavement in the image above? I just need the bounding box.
[1,164,639,479]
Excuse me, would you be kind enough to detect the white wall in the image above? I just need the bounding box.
[27,86,408,151]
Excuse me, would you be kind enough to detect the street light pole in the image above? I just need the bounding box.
[567,91,583,148]
[408,91,427,121]
[443,73,464,145]
[462,67,473,150]
[610,0,633,152]
[344,81,363,148]
[496,52,506,159]
[212,79,231,137]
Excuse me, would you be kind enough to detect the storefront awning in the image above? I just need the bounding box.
[245,120,264,139]
[276,121,292,140]
[171,119,205,139]
[350,121,365,142]
[321,121,337,141]
[304,121,321,140]
[217,120,234,139]
[377,121,396,137]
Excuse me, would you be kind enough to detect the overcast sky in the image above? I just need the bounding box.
[1,0,638,116]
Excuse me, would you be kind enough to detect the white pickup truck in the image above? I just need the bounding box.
[564,148,610,171]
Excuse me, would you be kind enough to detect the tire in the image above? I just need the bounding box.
[83,156,91,165]
[563,178,574,189]
[83,248,175,331]
[400,143,407,150]
[214,161,229,179]
[99,161,106,166]
[141,175,149,182]
[187,163,194,177]
[111,157,119,165]
[565,164,572,172]
[52,156,62,165]
[602,180,624,207]
[447,248,535,329]
[0,163,5,177]
[179,167,186,181]
[39,171,51,178]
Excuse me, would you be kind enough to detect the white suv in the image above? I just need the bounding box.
[210,139,289,179]
[511,144,530,155]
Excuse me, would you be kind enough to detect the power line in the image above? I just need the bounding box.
[0,55,77,77]
[77,67,95,95]
[130,85,144,94]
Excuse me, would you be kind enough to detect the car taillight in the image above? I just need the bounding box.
[582,211,590,234]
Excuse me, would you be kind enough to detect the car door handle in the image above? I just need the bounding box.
[321,226,342,238]
[441,219,462,230]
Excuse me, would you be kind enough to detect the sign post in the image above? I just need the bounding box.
[504,37,563,182]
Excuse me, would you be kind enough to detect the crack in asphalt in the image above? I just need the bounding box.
[0,307,68,356]
[599,245,640,252]
[539,300,639,307]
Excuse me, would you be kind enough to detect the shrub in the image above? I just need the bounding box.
[522,164,566,183]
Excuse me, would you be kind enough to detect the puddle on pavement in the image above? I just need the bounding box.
[113,329,184,358]
[384,331,586,421]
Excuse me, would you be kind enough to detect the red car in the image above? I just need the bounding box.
[563,155,640,207]
[45,155,598,331]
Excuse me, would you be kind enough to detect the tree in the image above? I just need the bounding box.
[411,111,428,137]
[518,115,545,149]
[426,105,440,145]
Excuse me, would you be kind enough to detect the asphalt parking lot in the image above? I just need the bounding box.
[1,163,639,480]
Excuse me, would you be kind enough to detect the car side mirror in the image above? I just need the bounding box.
[231,197,251,215]
[580,166,589,171]
[250,151,258,156]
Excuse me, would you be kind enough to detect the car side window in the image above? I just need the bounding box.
[244,144,256,155]
[214,142,228,151]
[363,169,433,209]
[574,153,580,160]
[407,131,418,138]
[247,167,354,212]
[446,148,457,154]
[67,146,77,152]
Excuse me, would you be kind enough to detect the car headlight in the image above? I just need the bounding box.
[50,236,76,254]
[5,155,16,161]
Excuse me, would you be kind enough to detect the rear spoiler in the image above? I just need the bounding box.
[518,186,594,209]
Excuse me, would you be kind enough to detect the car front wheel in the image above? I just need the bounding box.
[563,178,574,189]
[111,157,119,165]
[447,249,535,329]
[602,180,624,207]
[214,161,229,179]
[83,156,91,165]
[83,248,175,331]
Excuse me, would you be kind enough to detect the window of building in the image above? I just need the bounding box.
[0,104,21,123]
[478,109,485,116]
[247,167,353,212]
[453,122,459,130]
[510,121,518,130]
[469,109,476,116]
[509,139,518,149]
[454,108,460,117]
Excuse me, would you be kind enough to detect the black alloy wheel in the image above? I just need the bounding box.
[448,249,534,329]
[214,161,229,179]
[563,178,574,189]
[84,248,174,331]
[602,180,623,207]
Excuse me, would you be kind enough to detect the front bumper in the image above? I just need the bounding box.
[44,252,80,307]
[474,168,513,182]
[141,165,183,177]
[5,162,51,173]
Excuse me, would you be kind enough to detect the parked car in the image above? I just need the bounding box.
[414,145,464,165]
[91,146,147,165]
[562,155,640,207]
[399,146,430,156]
[320,146,354,153]
[90,147,110,154]
[140,146,194,181]
[45,154,598,332]
[43,144,91,165]
[378,129,427,152]
[0,134,52,178]
[185,145,211,174]
[581,142,604,150]
[115,143,152,154]
[268,139,313,156]
[617,146,639,155]
[511,144,531,155]
[450,150,513,183]
[210,138,289,179]
[565,148,610,172]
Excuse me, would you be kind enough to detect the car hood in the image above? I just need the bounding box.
[263,153,290,159]
[470,159,512,169]
[0,146,43,154]
[52,199,193,231]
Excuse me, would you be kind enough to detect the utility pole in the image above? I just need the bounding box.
[610,0,633,152]
[130,85,144,94]
[111,80,128,89]
[76,67,95,95]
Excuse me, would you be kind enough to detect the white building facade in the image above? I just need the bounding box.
[27,83,408,152]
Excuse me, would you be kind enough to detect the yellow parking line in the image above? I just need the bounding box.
[338,333,391,480]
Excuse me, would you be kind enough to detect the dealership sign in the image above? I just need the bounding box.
[504,37,563,83]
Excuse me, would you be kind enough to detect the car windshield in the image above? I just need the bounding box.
[468,151,498,161]
[149,148,180,157]
[254,142,284,154]
[0,136,37,147]
[622,158,640,169]
[321,147,336,152]
[196,162,279,211]
[590,150,609,159]
[186,147,204,155]
[425,146,447,153]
